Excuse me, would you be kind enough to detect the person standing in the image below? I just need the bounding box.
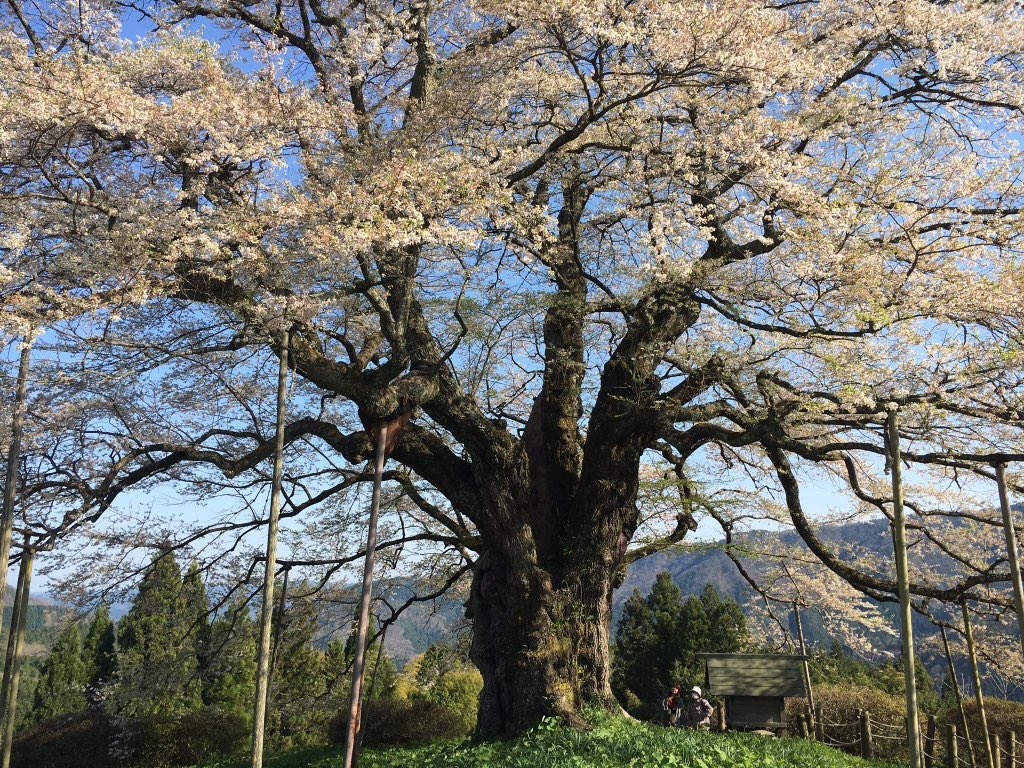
[662,685,682,726]
[685,686,713,730]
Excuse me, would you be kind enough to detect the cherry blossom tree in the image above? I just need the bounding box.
[3,0,1024,737]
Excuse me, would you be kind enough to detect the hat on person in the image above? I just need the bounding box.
[690,686,702,697]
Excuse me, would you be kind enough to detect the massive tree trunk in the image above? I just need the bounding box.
[468,537,618,739]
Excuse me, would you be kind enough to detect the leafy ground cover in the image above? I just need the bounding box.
[198,713,901,768]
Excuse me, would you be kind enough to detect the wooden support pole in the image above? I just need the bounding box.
[887,405,923,768]
[860,710,873,759]
[962,599,995,768]
[996,463,1024,666]
[0,543,32,768]
[798,713,809,739]
[814,703,824,742]
[0,340,31,615]
[717,702,727,733]
[794,603,815,714]
[990,732,1000,768]
[250,329,290,768]
[942,623,977,768]
[342,421,388,768]
[1007,731,1016,768]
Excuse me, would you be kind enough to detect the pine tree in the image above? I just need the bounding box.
[112,551,203,716]
[32,622,87,720]
[204,596,257,714]
[81,605,117,700]
[612,572,749,707]
[267,594,326,748]
[182,561,212,692]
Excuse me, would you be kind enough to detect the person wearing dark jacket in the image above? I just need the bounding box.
[661,686,682,726]
[685,686,713,730]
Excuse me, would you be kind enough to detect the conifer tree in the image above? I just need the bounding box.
[204,596,257,715]
[32,623,86,720]
[612,573,747,706]
[81,605,117,700]
[182,561,212,687]
[112,551,202,716]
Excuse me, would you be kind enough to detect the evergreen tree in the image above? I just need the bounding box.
[81,605,117,699]
[183,561,212,692]
[32,623,87,720]
[267,595,327,748]
[112,551,203,716]
[612,572,748,707]
[204,596,257,714]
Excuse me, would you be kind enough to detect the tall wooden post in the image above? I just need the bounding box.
[962,598,995,768]
[342,421,388,768]
[948,724,960,768]
[0,543,32,768]
[942,622,977,768]
[926,714,938,768]
[0,340,32,614]
[887,405,923,768]
[794,603,815,714]
[250,330,290,768]
[996,463,1024,665]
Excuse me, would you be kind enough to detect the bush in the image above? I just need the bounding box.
[11,708,247,768]
[329,697,470,747]
[786,683,908,760]
[115,709,249,767]
[941,697,1024,762]
[11,710,113,768]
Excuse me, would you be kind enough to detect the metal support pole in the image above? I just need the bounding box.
[942,623,977,768]
[250,330,290,768]
[962,599,995,768]
[342,421,387,768]
[887,405,923,768]
[996,463,1024,665]
[0,543,32,768]
[0,341,32,614]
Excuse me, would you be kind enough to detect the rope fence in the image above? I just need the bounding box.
[793,705,1024,767]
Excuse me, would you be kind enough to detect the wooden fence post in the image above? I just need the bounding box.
[860,710,873,759]
[814,703,824,742]
[926,715,937,768]
[1007,730,1016,768]
[948,724,960,768]
[717,702,726,733]
[798,713,809,739]
[990,732,1000,768]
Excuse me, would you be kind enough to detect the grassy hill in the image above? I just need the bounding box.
[196,715,900,768]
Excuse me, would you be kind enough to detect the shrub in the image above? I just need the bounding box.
[11,708,247,768]
[786,683,908,760]
[941,697,1024,763]
[329,697,470,747]
[11,710,113,768]
[115,709,249,767]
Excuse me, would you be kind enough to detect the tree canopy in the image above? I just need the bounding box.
[2,0,1024,736]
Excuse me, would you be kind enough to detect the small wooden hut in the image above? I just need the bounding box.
[701,653,809,734]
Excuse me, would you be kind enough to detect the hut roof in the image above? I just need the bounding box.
[701,653,809,698]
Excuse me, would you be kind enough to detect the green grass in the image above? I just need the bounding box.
[199,714,903,768]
